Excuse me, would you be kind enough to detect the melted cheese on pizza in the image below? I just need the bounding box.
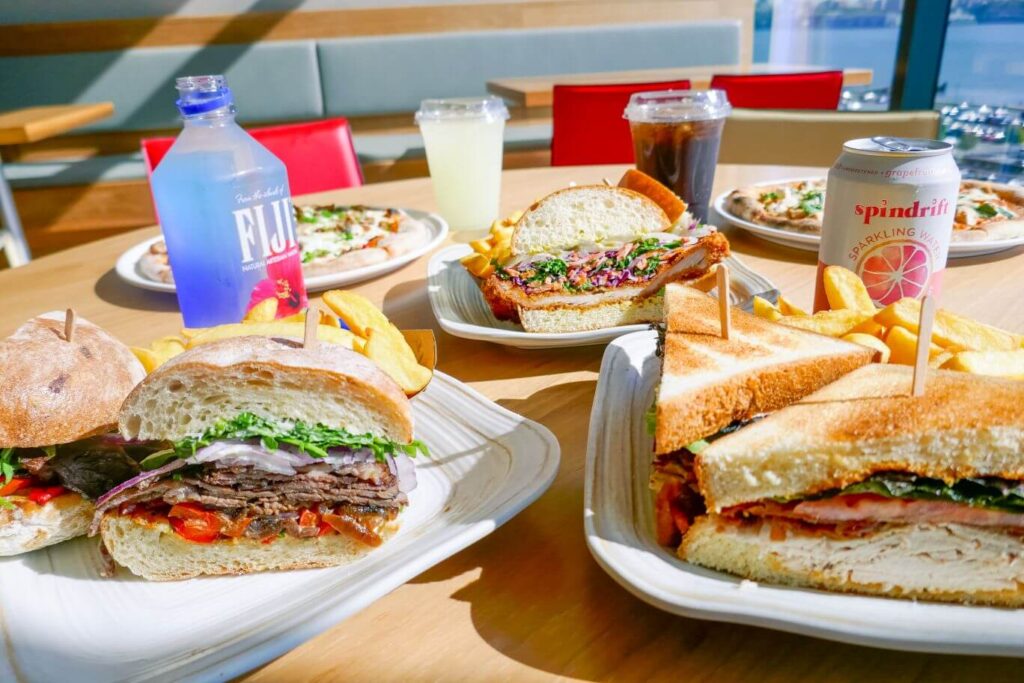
[955,185,1020,229]
[294,205,401,263]
[758,180,827,220]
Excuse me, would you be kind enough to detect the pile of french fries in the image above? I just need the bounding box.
[753,265,1024,379]
[132,291,433,395]
[459,211,522,279]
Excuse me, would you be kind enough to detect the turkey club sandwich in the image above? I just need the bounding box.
[1,312,147,556]
[682,364,1024,606]
[92,336,426,580]
[650,284,873,547]
[482,183,729,333]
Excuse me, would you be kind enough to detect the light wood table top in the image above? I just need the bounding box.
[1,165,1022,682]
[488,65,874,108]
[0,102,114,145]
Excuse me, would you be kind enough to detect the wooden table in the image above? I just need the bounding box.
[0,102,115,266]
[488,65,874,108]
[1,165,1022,682]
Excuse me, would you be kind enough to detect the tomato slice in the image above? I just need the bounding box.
[0,477,31,497]
[168,503,223,543]
[298,509,319,528]
[26,486,67,506]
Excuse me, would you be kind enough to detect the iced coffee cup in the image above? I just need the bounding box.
[624,90,731,223]
[415,97,509,234]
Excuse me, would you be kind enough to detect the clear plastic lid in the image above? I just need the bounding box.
[623,89,732,123]
[415,96,510,124]
[175,75,234,116]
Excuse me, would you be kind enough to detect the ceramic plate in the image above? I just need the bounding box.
[0,372,559,682]
[427,245,777,350]
[713,180,1024,258]
[584,330,1024,656]
[115,209,448,294]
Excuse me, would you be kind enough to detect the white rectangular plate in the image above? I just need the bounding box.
[428,244,776,349]
[0,372,559,682]
[584,330,1024,656]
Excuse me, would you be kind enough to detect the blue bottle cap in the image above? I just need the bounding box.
[175,75,234,116]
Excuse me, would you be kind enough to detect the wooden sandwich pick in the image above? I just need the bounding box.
[912,293,937,397]
[716,265,731,340]
[303,306,319,350]
[64,308,76,343]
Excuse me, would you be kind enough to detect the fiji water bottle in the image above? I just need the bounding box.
[150,74,307,327]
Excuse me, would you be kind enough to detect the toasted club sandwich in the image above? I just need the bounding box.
[482,185,729,333]
[681,364,1024,606]
[0,312,147,556]
[93,336,425,581]
[650,284,874,547]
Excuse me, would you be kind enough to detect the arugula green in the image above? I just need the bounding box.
[302,248,332,264]
[0,447,16,484]
[799,190,824,216]
[145,413,429,471]
[976,203,998,219]
[759,191,781,203]
[790,472,1024,514]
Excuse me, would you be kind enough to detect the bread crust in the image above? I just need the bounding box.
[0,492,93,556]
[697,364,1024,511]
[0,312,145,447]
[118,336,413,443]
[681,515,1024,607]
[656,285,873,455]
[100,512,400,580]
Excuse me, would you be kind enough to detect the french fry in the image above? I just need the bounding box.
[752,296,783,321]
[187,322,361,350]
[848,318,886,338]
[150,335,186,358]
[131,347,162,374]
[363,327,433,395]
[778,309,871,337]
[243,297,278,323]
[180,327,206,339]
[941,350,1024,379]
[469,238,493,254]
[823,265,876,313]
[841,332,891,363]
[277,309,339,326]
[929,350,954,369]
[778,295,808,317]
[875,298,1019,351]
[884,325,943,366]
[322,290,392,338]
[459,253,493,278]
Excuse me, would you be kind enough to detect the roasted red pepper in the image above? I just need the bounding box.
[26,486,66,506]
[0,477,31,497]
[168,502,223,543]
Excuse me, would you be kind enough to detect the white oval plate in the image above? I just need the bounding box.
[115,209,449,294]
[713,179,1024,259]
[584,330,1024,656]
[0,372,559,683]
[427,244,777,350]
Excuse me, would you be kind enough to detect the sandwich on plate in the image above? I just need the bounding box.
[650,284,874,547]
[0,312,147,555]
[92,336,426,580]
[481,184,730,333]
[680,364,1024,606]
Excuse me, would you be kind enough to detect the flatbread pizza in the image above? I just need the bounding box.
[724,178,1024,242]
[139,204,430,283]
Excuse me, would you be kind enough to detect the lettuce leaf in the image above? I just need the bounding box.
[840,473,1024,513]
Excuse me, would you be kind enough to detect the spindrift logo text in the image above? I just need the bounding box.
[854,198,950,225]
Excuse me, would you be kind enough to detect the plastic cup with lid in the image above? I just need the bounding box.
[415,96,510,234]
[623,90,732,222]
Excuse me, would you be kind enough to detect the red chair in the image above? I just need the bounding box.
[141,116,364,194]
[551,79,692,166]
[709,71,843,110]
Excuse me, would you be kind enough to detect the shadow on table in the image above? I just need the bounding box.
[405,379,1024,682]
[383,277,607,383]
[94,268,179,312]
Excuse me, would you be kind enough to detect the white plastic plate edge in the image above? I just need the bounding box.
[427,244,777,350]
[712,178,1024,258]
[583,329,1024,657]
[114,209,449,294]
[0,371,560,682]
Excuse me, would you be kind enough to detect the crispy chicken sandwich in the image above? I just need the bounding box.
[482,184,729,333]
[92,336,425,580]
[1,312,147,556]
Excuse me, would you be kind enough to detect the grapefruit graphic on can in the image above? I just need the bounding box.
[813,137,960,311]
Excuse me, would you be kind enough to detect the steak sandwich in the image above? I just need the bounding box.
[681,364,1024,606]
[650,285,874,547]
[1,312,147,556]
[482,185,729,333]
[93,336,425,580]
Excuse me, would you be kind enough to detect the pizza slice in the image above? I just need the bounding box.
[725,179,826,234]
[953,180,1024,241]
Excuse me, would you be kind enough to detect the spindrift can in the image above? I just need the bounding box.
[813,137,960,311]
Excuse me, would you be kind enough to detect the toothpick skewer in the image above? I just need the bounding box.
[303,306,318,349]
[64,308,76,343]
[912,293,936,397]
[716,265,731,340]
[602,177,613,187]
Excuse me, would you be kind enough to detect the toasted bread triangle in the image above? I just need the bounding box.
[654,285,873,455]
